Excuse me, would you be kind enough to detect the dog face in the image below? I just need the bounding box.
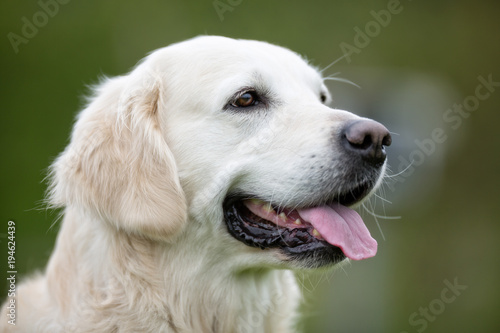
[49,36,391,270]
[152,36,391,268]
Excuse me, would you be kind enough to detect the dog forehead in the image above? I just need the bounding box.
[148,36,322,88]
[173,36,308,65]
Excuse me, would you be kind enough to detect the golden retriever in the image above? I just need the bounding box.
[1,36,391,332]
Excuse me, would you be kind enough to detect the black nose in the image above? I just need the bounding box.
[341,120,392,166]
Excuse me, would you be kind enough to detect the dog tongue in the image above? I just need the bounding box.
[297,204,377,260]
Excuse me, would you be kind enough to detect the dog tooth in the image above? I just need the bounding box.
[293,219,302,225]
[263,204,275,214]
[312,229,321,237]
[250,199,265,206]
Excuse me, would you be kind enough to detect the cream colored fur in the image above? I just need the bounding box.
[1,36,376,332]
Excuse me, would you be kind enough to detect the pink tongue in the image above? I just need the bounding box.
[297,204,377,260]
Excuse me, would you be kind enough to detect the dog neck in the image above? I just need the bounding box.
[44,207,300,332]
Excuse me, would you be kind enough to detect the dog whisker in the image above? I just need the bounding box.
[323,75,361,89]
[362,201,386,241]
[319,53,350,74]
[383,160,415,178]
[373,193,392,204]
[362,202,401,220]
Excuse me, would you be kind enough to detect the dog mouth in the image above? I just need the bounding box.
[223,182,378,265]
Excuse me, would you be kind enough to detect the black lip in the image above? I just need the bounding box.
[335,181,373,206]
[223,198,346,267]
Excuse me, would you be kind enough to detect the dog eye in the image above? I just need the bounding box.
[320,92,327,103]
[232,91,259,108]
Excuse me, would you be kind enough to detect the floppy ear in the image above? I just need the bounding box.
[48,71,187,240]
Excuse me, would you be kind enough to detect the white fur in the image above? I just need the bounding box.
[1,36,379,332]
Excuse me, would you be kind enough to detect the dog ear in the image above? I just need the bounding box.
[48,71,187,241]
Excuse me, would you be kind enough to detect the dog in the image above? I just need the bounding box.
[1,36,391,332]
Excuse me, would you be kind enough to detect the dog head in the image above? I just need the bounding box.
[49,36,391,269]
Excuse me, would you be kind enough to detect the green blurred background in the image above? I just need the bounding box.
[1,0,499,332]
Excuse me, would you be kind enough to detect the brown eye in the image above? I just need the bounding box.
[232,91,258,107]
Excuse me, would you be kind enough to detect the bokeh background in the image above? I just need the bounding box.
[1,0,499,332]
